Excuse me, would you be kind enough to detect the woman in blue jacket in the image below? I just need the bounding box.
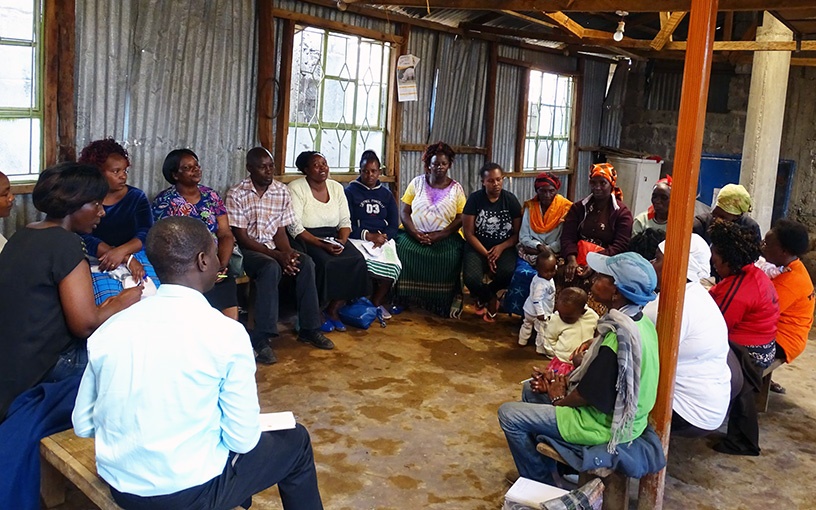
[345,150,402,319]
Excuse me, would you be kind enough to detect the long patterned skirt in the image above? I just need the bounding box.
[394,231,464,316]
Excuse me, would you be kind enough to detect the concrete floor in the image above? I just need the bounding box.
[54,306,816,509]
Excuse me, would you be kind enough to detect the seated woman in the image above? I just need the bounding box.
[0,163,141,507]
[644,234,733,436]
[498,251,659,485]
[77,139,158,303]
[760,218,814,393]
[561,163,633,285]
[517,172,572,265]
[287,151,369,332]
[345,150,402,319]
[152,149,238,320]
[632,176,671,235]
[462,163,522,321]
[0,170,14,253]
[708,220,780,456]
[694,183,761,245]
[395,142,466,316]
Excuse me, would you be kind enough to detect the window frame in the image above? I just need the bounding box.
[520,68,576,174]
[0,0,44,184]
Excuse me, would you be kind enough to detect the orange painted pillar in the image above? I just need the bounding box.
[637,0,719,509]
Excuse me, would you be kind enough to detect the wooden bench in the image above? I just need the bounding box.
[756,358,785,413]
[536,442,626,510]
[40,429,122,509]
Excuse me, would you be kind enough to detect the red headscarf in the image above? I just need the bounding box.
[534,172,561,191]
[647,175,672,220]
[589,163,623,201]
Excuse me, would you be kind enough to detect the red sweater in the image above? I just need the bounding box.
[709,263,780,347]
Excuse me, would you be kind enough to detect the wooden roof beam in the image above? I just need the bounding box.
[651,11,687,50]
[337,0,816,13]
[543,11,586,38]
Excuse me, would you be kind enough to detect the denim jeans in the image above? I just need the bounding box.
[498,382,563,484]
[44,344,88,383]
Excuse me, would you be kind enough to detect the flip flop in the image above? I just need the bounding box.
[474,301,487,316]
[483,310,497,323]
[770,381,786,394]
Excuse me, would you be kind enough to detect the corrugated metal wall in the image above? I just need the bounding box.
[575,59,613,200]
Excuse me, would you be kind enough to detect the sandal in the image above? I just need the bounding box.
[770,381,786,394]
[483,310,497,323]
[474,301,487,316]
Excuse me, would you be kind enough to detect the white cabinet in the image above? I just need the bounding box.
[606,156,663,215]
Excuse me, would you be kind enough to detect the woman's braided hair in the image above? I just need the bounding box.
[708,219,761,272]
[422,141,455,170]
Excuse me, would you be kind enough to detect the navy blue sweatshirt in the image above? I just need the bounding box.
[345,178,400,241]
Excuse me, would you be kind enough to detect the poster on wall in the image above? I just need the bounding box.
[396,54,420,102]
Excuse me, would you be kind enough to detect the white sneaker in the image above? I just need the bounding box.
[378,305,392,320]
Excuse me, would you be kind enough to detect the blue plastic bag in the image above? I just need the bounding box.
[338,297,383,329]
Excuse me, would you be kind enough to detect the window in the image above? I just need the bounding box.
[0,0,42,180]
[523,70,574,172]
[286,26,391,173]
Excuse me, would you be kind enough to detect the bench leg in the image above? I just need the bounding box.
[601,472,629,510]
[40,455,66,508]
[756,373,772,413]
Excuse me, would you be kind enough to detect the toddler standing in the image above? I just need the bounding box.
[538,287,599,374]
[518,250,557,346]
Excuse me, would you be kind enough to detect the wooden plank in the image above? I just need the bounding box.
[485,42,498,162]
[277,173,397,184]
[497,55,581,75]
[543,11,585,38]
[399,143,488,154]
[386,23,405,194]
[515,68,531,174]
[651,11,687,50]
[637,0,719,509]
[43,0,58,168]
[273,19,295,176]
[40,433,122,510]
[723,11,734,40]
[567,63,582,203]
[257,0,275,153]
[791,57,816,66]
[339,0,816,12]
[56,0,76,162]
[271,8,404,44]
[40,457,66,508]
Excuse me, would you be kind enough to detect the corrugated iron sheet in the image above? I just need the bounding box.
[575,59,612,199]
[492,62,522,173]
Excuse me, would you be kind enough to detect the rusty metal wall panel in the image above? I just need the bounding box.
[493,62,522,173]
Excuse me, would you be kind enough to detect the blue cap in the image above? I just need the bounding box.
[586,251,657,306]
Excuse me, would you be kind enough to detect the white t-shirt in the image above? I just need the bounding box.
[643,282,731,430]
[523,275,556,318]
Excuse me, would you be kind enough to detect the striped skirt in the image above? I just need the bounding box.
[348,238,402,282]
[394,231,464,315]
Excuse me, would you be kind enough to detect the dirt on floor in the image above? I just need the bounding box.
[53,306,816,509]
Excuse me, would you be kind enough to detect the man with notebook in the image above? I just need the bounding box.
[72,216,323,510]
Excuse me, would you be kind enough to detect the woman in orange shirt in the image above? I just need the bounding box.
[761,218,815,393]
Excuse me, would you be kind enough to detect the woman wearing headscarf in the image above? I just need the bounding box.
[632,175,671,235]
[693,183,761,245]
[644,234,733,436]
[517,172,572,266]
[498,251,659,485]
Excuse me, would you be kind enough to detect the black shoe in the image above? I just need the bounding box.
[255,345,277,365]
[298,330,335,350]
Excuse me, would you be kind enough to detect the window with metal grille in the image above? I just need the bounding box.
[523,70,574,172]
[286,26,391,173]
[0,0,42,180]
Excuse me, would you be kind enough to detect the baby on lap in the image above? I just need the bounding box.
[538,287,599,375]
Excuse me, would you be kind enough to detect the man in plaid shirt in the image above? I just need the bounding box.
[227,147,334,364]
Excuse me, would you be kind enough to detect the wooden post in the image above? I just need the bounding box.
[637,0,718,508]
[386,23,407,201]
[514,68,530,173]
[485,41,498,163]
[273,19,296,174]
[57,0,76,162]
[257,0,275,153]
[567,60,583,203]
[43,0,58,167]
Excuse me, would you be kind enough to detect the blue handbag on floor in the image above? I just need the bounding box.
[338,298,384,329]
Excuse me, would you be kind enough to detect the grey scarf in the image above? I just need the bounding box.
[567,307,642,453]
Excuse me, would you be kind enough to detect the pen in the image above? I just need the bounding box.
[519,377,533,384]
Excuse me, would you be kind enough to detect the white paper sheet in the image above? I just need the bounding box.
[259,412,296,431]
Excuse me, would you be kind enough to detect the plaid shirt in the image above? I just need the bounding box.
[226,177,296,250]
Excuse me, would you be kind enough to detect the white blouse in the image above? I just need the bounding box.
[286,177,351,238]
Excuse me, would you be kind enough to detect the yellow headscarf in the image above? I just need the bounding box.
[715,184,752,216]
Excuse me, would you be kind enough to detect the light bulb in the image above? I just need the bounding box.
[613,20,625,41]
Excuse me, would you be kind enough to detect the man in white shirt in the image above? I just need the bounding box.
[72,216,323,510]
[226,147,334,364]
